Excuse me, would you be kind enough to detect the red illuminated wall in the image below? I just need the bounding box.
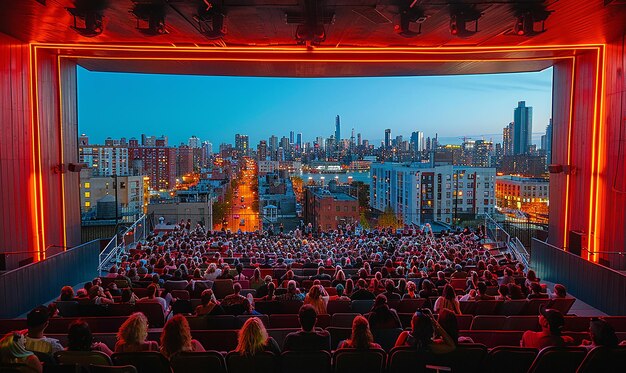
[0,33,80,270]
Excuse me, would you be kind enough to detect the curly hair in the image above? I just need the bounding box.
[160,315,193,358]
[117,312,149,346]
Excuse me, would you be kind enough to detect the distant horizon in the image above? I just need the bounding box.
[78,67,553,147]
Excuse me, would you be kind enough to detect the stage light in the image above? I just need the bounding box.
[132,2,168,36]
[511,7,551,36]
[449,8,481,37]
[288,0,333,45]
[66,0,108,37]
[395,1,427,38]
[195,0,226,39]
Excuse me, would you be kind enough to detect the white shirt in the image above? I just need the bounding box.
[25,335,64,354]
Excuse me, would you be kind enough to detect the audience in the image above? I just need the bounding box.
[394,309,456,353]
[521,307,574,349]
[115,312,159,352]
[160,315,205,358]
[24,306,63,356]
[337,316,381,350]
[195,289,224,316]
[367,295,402,329]
[581,318,619,350]
[283,305,331,351]
[0,332,42,373]
[433,284,461,315]
[66,320,112,356]
[303,285,329,315]
[234,317,281,356]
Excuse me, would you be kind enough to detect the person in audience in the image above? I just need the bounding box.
[120,288,139,305]
[394,309,456,353]
[217,264,234,280]
[58,286,75,301]
[330,284,350,301]
[580,318,619,350]
[521,306,574,349]
[419,279,438,299]
[65,320,112,356]
[278,280,305,301]
[0,332,42,373]
[403,282,419,299]
[234,263,247,281]
[255,275,274,298]
[203,263,222,281]
[106,266,118,278]
[160,315,205,358]
[350,279,376,300]
[382,280,401,300]
[221,283,253,315]
[495,284,510,301]
[283,305,331,351]
[437,309,474,345]
[310,266,331,281]
[550,284,568,299]
[249,268,263,290]
[524,270,540,292]
[434,284,461,315]
[89,286,114,305]
[344,279,354,296]
[234,317,281,356]
[459,289,476,302]
[195,289,224,316]
[303,285,329,315]
[331,270,346,287]
[450,264,467,279]
[137,284,167,312]
[396,278,408,296]
[527,282,549,300]
[482,271,499,287]
[465,271,479,292]
[500,267,515,285]
[115,312,159,352]
[337,316,382,350]
[24,306,63,355]
[107,283,122,297]
[260,282,277,301]
[368,294,402,329]
[434,271,448,287]
[474,282,495,301]
[507,283,526,300]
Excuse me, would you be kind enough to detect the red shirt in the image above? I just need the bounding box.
[521,330,574,349]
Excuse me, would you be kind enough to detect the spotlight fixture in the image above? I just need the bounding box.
[512,8,551,36]
[66,0,108,37]
[449,8,481,37]
[131,2,168,36]
[195,0,226,39]
[395,0,427,38]
[287,0,334,46]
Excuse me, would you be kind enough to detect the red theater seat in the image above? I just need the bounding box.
[527,347,588,373]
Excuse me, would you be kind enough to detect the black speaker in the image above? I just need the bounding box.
[569,231,584,256]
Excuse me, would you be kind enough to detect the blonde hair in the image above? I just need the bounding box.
[235,317,268,356]
[160,315,193,358]
[117,313,149,345]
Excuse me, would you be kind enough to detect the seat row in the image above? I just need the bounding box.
[10,345,626,373]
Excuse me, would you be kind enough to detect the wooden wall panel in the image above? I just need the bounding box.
[0,33,37,269]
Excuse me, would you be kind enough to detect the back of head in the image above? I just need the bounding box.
[436,309,458,344]
[67,320,93,351]
[590,319,618,347]
[350,315,374,349]
[236,317,268,356]
[298,305,317,332]
[161,314,192,358]
[411,311,434,349]
[554,284,567,298]
[443,284,456,300]
[233,282,242,294]
[27,306,50,330]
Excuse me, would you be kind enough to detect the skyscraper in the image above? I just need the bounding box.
[235,134,249,157]
[289,131,295,145]
[269,135,278,153]
[541,118,553,163]
[188,135,200,148]
[257,140,268,161]
[410,131,424,155]
[296,133,302,149]
[335,115,341,146]
[503,122,514,156]
[384,129,391,149]
[513,101,533,155]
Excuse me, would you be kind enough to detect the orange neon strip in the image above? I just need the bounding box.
[28,44,42,261]
[57,54,67,250]
[592,46,607,263]
[563,57,577,250]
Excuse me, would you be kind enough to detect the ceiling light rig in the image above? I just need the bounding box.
[449,7,482,37]
[131,1,168,36]
[395,0,428,38]
[66,0,109,37]
[512,7,552,36]
[286,0,334,46]
[194,0,226,39]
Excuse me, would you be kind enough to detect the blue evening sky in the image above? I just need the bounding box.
[77,66,552,147]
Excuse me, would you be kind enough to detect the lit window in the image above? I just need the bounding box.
[85,192,90,198]
[85,202,91,207]
[85,182,90,188]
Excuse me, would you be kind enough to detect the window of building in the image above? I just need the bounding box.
[84,192,90,198]
[336,206,340,212]
[85,201,91,207]
[84,182,90,188]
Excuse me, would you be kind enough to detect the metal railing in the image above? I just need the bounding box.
[511,236,530,269]
[98,214,148,273]
[484,214,510,247]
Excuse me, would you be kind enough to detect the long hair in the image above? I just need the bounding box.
[411,312,434,352]
[348,316,374,349]
[437,309,459,345]
[442,284,456,301]
[160,315,193,358]
[117,312,149,345]
[235,317,268,356]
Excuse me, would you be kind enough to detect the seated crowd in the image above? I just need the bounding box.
[1,222,624,372]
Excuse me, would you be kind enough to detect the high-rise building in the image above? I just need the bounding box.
[79,134,89,146]
[335,115,341,146]
[79,145,129,176]
[177,145,194,176]
[280,136,290,152]
[410,131,425,154]
[503,122,514,156]
[235,134,249,157]
[203,141,213,156]
[384,129,391,149]
[188,136,200,148]
[513,101,533,155]
[129,147,176,190]
[541,118,553,164]
[290,131,295,145]
[357,133,362,147]
[155,136,168,147]
[269,135,278,153]
[257,140,268,161]
[370,162,496,226]
[296,133,302,149]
